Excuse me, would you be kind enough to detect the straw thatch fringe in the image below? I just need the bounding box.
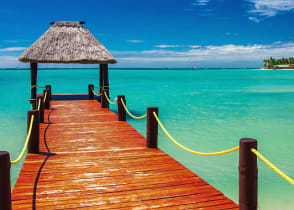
[19,21,117,64]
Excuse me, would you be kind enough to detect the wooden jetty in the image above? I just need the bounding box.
[11,98,238,209]
[0,21,245,209]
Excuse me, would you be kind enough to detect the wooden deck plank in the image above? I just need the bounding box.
[12,99,238,209]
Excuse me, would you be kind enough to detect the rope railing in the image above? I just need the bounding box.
[37,98,41,110]
[91,87,101,96]
[251,148,294,186]
[94,86,294,192]
[10,115,35,164]
[153,112,239,156]
[31,85,46,89]
[104,91,116,104]
[121,98,147,119]
[43,91,48,103]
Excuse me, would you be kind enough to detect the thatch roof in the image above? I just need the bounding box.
[19,21,117,64]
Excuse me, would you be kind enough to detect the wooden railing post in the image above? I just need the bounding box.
[37,96,44,123]
[30,63,38,110]
[88,84,94,99]
[117,95,126,121]
[45,85,52,100]
[239,138,258,210]
[101,87,109,108]
[27,110,40,154]
[146,107,158,148]
[0,151,11,210]
[43,89,50,109]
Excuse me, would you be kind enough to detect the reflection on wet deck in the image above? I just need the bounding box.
[12,99,238,209]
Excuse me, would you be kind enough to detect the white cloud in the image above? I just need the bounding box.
[189,45,201,48]
[248,16,260,23]
[225,32,239,36]
[4,40,30,43]
[0,47,26,52]
[0,56,18,61]
[155,45,182,48]
[193,0,210,6]
[116,42,294,65]
[248,0,294,19]
[127,40,143,43]
[0,56,20,68]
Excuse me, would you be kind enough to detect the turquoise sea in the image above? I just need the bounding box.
[0,68,293,209]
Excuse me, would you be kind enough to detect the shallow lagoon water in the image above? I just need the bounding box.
[0,68,293,209]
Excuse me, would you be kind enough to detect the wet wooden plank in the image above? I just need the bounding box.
[12,99,238,209]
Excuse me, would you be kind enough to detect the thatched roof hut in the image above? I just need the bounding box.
[19,21,116,109]
[19,21,117,64]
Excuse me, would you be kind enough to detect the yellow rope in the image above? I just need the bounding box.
[153,112,239,156]
[251,148,294,186]
[104,91,116,104]
[11,115,35,164]
[37,98,41,110]
[91,87,102,96]
[31,85,45,89]
[43,91,48,103]
[120,98,147,119]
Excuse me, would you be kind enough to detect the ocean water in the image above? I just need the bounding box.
[0,68,293,209]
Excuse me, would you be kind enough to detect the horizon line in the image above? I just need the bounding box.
[0,67,260,70]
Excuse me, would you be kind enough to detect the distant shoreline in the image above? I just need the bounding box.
[0,67,260,71]
[260,68,294,70]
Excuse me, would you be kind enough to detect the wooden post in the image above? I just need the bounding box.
[101,87,109,108]
[0,151,11,210]
[45,85,52,100]
[88,84,94,99]
[27,110,40,154]
[146,107,158,148]
[43,90,50,109]
[101,64,109,92]
[99,65,103,94]
[37,96,44,123]
[30,63,38,110]
[117,95,126,121]
[239,138,258,210]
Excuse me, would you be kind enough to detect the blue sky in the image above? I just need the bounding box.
[1,0,294,68]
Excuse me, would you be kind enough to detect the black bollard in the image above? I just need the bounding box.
[239,138,258,210]
[37,96,44,123]
[0,151,11,210]
[88,84,94,100]
[146,107,159,148]
[101,87,109,108]
[27,110,40,154]
[45,85,52,100]
[43,89,50,109]
[117,95,126,121]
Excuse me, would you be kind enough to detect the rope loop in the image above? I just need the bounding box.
[120,98,147,119]
[104,91,116,104]
[91,87,101,96]
[31,85,46,89]
[43,91,48,103]
[251,148,294,186]
[37,98,41,110]
[153,112,239,156]
[11,115,35,164]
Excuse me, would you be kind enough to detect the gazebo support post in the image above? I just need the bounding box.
[102,64,109,92]
[30,63,38,110]
[99,64,103,94]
